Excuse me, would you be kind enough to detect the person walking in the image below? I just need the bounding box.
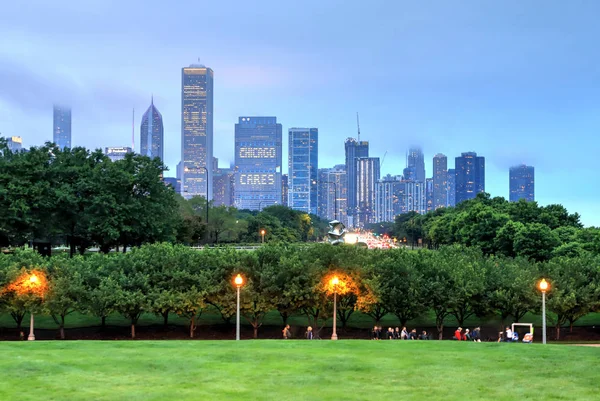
[401,327,409,340]
[472,327,481,342]
[305,326,313,340]
[282,324,291,339]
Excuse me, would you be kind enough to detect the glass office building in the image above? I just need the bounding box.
[288,128,318,214]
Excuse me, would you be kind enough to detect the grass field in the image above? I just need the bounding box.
[0,341,598,401]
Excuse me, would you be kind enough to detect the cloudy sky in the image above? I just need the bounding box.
[1,0,599,225]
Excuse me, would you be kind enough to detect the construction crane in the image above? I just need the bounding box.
[380,151,388,170]
[356,112,361,141]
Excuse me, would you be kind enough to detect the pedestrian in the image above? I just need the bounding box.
[376,326,382,340]
[305,326,313,340]
[463,329,471,341]
[371,325,378,340]
[409,329,418,340]
[418,330,429,340]
[393,327,400,339]
[282,324,291,339]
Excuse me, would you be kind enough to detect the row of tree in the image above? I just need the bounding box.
[371,193,600,261]
[1,244,598,340]
[0,142,329,254]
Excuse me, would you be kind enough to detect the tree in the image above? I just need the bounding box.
[421,249,454,339]
[113,249,152,339]
[239,253,279,338]
[484,256,538,326]
[44,256,86,339]
[544,255,600,339]
[371,250,426,327]
[514,223,561,262]
[0,248,49,332]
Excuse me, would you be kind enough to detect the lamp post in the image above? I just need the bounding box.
[260,229,266,244]
[538,278,549,345]
[234,274,244,341]
[330,276,339,340]
[28,274,39,341]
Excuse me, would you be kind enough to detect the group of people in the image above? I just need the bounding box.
[453,327,482,342]
[372,326,430,340]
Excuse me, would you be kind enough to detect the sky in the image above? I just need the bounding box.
[1,0,599,226]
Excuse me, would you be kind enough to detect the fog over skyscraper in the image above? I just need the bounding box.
[509,164,535,202]
[181,64,213,199]
[407,147,425,183]
[53,105,71,149]
[140,97,164,161]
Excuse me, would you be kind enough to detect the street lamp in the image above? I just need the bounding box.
[28,274,39,341]
[538,278,550,344]
[330,276,339,341]
[260,229,266,244]
[234,274,244,341]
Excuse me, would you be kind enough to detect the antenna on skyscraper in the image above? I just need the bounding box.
[132,108,135,151]
[356,112,361,141]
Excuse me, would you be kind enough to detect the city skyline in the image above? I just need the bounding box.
[1,1,599,226]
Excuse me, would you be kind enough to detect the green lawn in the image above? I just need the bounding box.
[0,341,598,400]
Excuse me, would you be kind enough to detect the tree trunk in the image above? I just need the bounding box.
[11,311,25,332]
[60,315,65,340]
[189,317,195,339]
[253,325,258,339]
[162,311,169,329]
[555,325,560,340]
[69,242,76,258]
[279,311,289,326]
[131,323,136,339]
[123,246,127,253]
[101,316,106,330]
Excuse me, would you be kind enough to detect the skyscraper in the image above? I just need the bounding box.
[356,157,380,226]
[425,178,434,212]
[433,154,448,209]
[234,117,282,210]
[281,174,289,207]
[405,180,426,215]
[105,147,132,162]
[446,169,456,207]
[140,97,164,161]
[288,128,318,214]
[181,64,213,200]
[317,165,347,224]
[408,147,425,183]
[53,105,71,149]
[374,175,404,223]
[345,138,369,227]
[509,165,535,202]
[455,152,485,204]
[213,168,235,207]
[6,136,22,152]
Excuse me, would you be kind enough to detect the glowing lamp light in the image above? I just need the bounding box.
[234,274,244,287]
[539,278,549,292]
[260,229,266,235]
[29,274,39,284]
[331,276,339,286]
